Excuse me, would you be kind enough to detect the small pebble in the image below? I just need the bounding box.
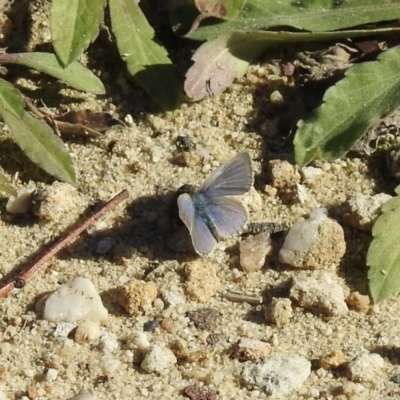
[143,319,161,332]
[41,277,108,323]
[230,339,272,361]
[140,345,177,374]
[160,289,185,307]
[187,308,221,331]
[300,166,324,187]
[6,189,33,213]
[347,352,384,383]
[171,152,201,168]
[242,354,311,396]
[131,331,150,351]
[264,298,292,327]
[98,332,120,353]
[239,232,273,272]
[52,322,75,337]
[74,321,101,343]
[44,368,58,382]
[268,160,301,188]
[66,390,98,400]
[290,271,348,316]
[343,193,392,231]
[153,298,164,311]
[160,317,174,332]
[183,385,217,400]
[175,135,193,152]
[171,340,209,363]
[346,291,370,312]
[270,90,284,104]
[184,261,221,302]
[279,208,346,269]
[117,279,158,315]
[320,349,346,370]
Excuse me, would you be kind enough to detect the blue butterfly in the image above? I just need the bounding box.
[177,153,253,254]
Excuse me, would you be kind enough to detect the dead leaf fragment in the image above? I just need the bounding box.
[53,110,123,137]
[190,0,228,33]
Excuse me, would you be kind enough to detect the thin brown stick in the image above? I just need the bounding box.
[0,190,129,298]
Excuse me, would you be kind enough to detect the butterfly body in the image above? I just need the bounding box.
[177,153,253,255]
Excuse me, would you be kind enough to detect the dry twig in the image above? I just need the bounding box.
[0,190,129,298]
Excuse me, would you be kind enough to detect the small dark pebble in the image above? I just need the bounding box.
[143,319,161,332]
[175,136,192,152]
[183,385,217,400]
[187,308,222,331]
[206,333,220,346]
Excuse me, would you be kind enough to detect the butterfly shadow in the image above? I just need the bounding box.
[57,190,199,265]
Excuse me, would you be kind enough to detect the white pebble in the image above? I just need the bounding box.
[279,208,345,269]
[153,298,164,311]
[160,289,185,307]
[279,208,327,266]
[132,331,150,351]
[66,390,98,400]
[42,277,108,323]
[141,345,177,374]
[44,368,58,382]
[53,322,75,337]
[6,189,33,213]
[98,332,120,353]
[124,114,134,126]
[242,355,311,396]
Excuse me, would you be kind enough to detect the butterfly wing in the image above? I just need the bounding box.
[204,196,248,238]
[200,153,253,198]
[177,193,217,254]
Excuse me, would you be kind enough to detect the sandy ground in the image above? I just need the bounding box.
[1,1,400,400]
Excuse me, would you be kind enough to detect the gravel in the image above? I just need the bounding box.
[1,1,400,399]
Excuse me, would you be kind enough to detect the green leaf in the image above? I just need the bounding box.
[173,0,400,41]
[51,0,106,66]
[0,77,25,119]
[109,0,182,111]
[7,53,105,94]
[1,109,76,184]
[0,171,17,196]
[294,45,400,166]
[368,187,400,302]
